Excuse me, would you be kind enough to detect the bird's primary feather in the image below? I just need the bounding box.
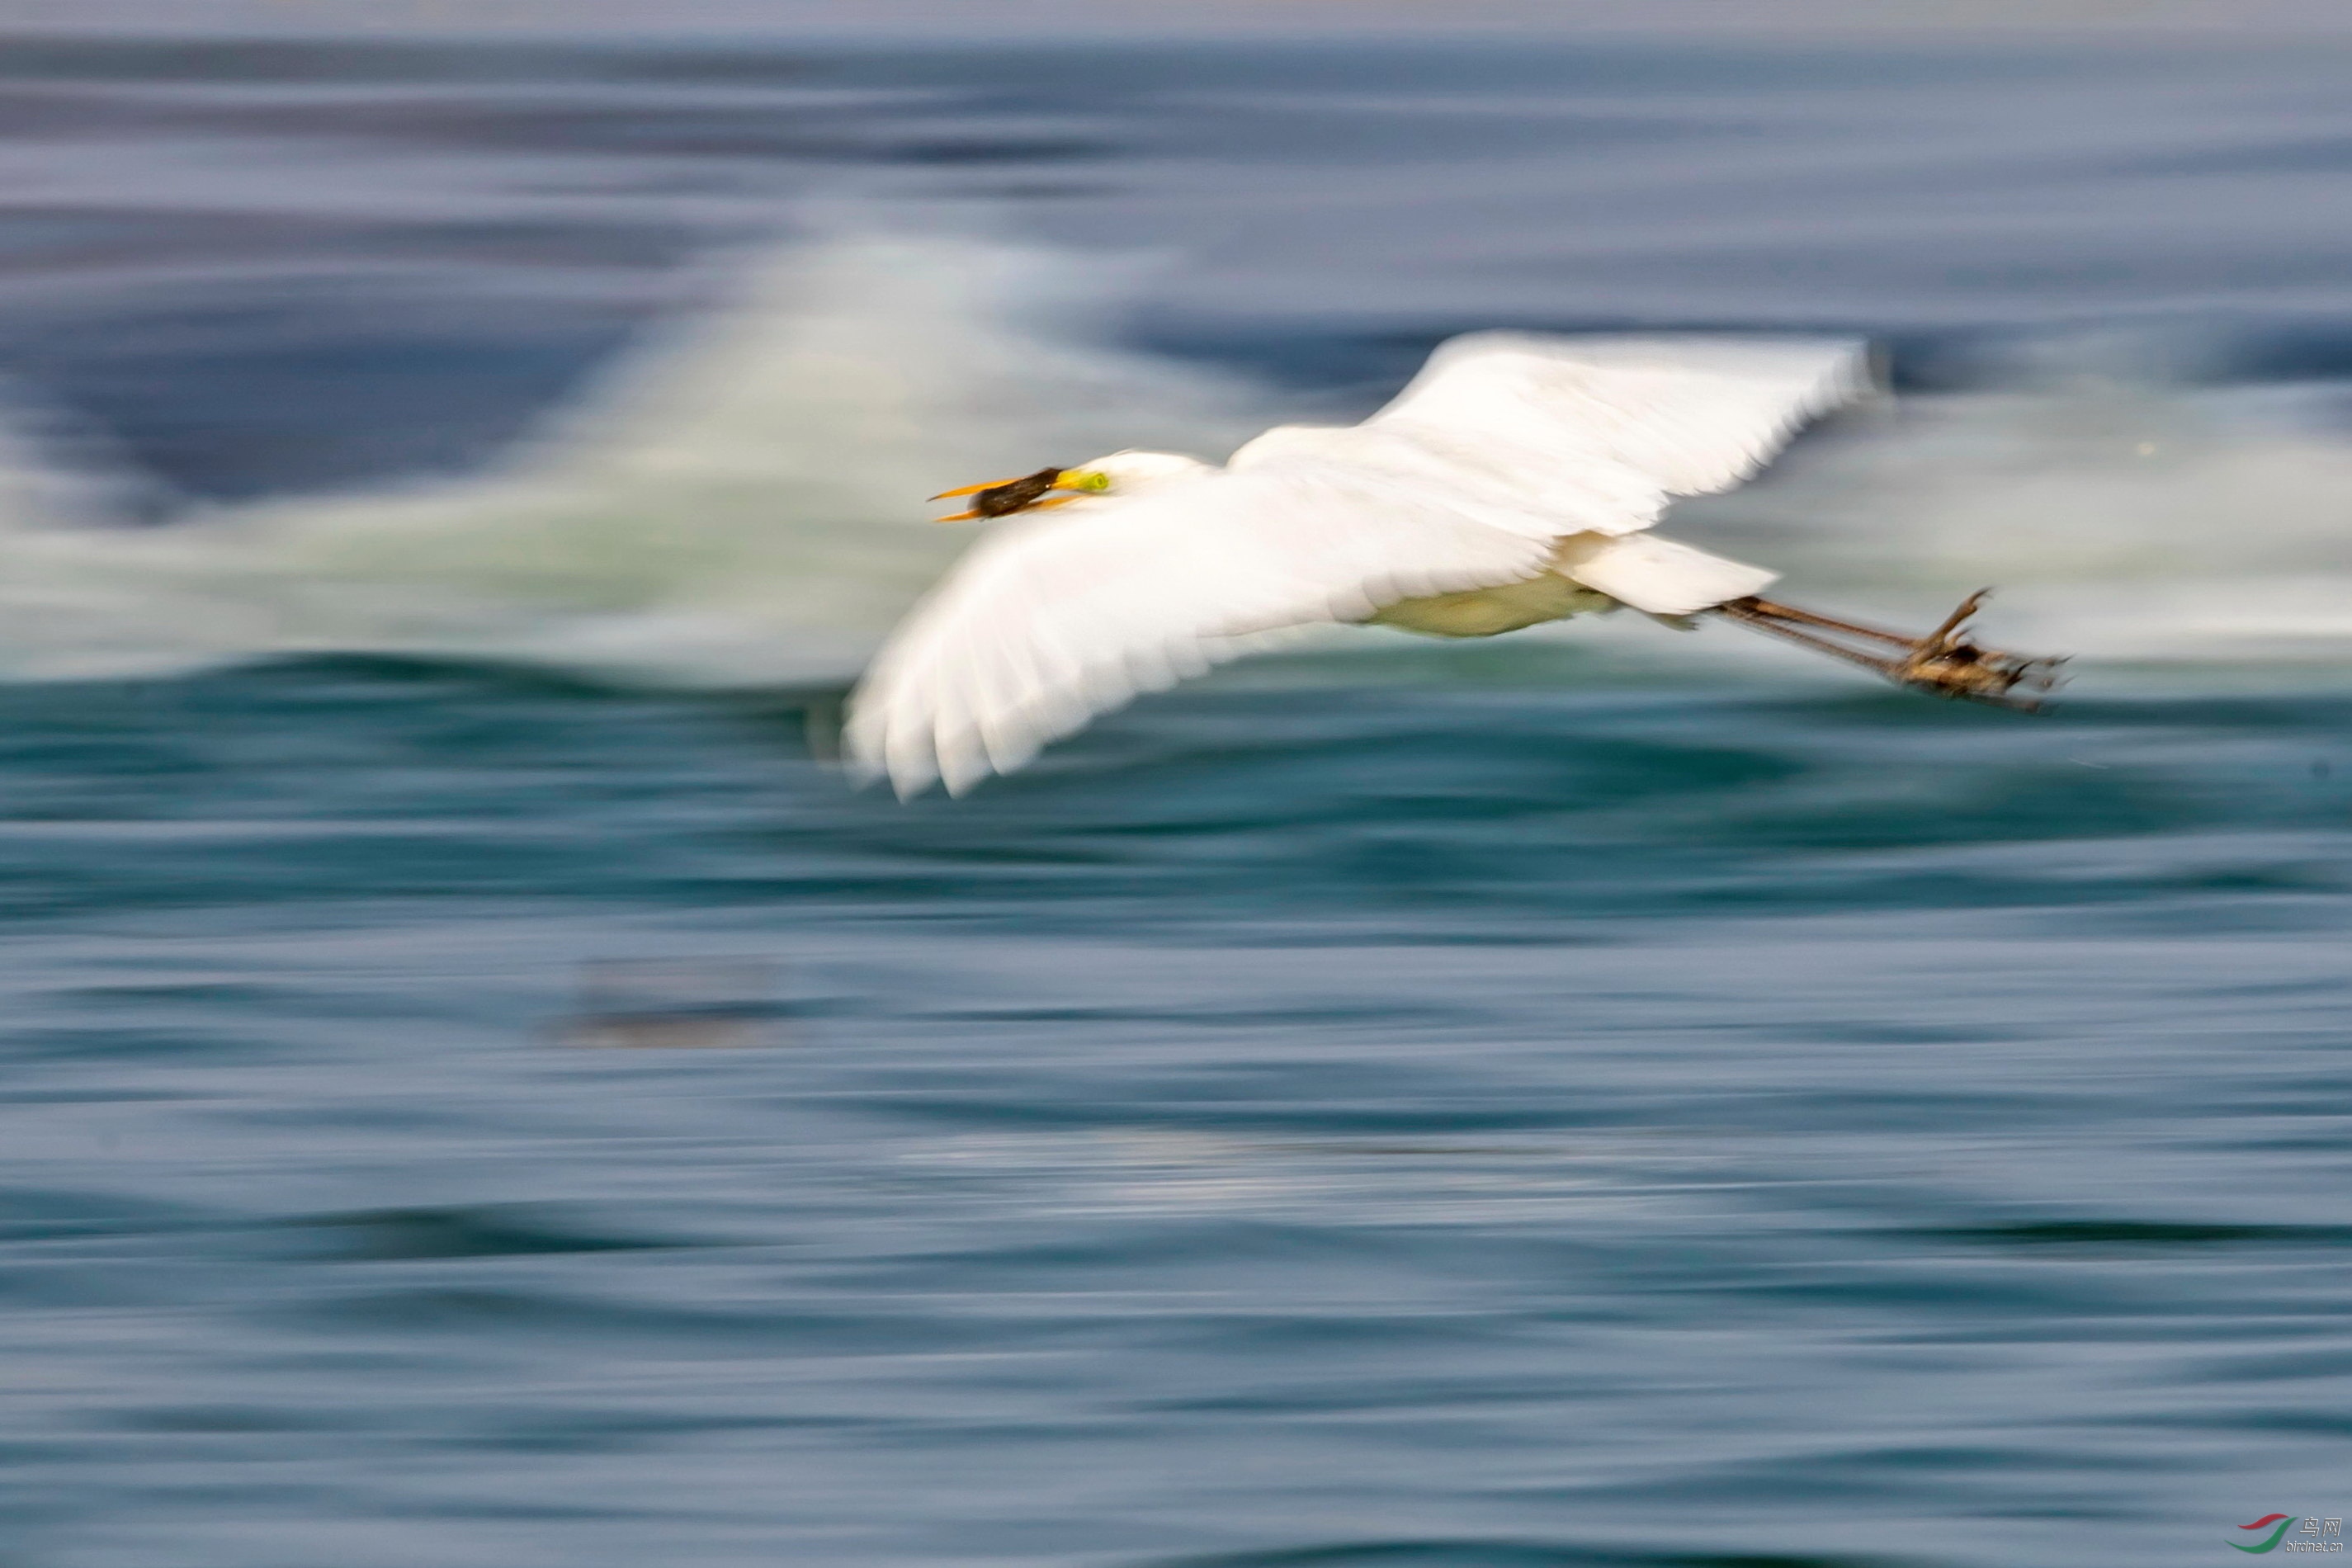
[1234,333,1868,540]
[848,333,1870,796]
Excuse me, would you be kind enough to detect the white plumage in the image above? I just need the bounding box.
[848,332,1873,797]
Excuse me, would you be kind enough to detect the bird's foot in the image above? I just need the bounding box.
[1715,590,2067,711]
[1883,590,2067,711]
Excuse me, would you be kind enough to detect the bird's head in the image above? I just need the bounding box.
[928,450,1207,521]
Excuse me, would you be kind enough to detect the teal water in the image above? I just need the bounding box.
[0,27,2349,1568]
[4,659,2347,1566]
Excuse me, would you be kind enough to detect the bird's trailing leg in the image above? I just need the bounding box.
[1710,589,2066,711]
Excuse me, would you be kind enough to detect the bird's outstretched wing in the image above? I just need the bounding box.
[853,333,1870,796]
[845,465,1551,796]
[1232,333,1872,541]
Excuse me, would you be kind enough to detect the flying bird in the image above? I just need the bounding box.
[848,333,2062,797]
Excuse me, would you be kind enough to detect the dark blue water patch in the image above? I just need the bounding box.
[1917,1219,2352,1249]
[0,286,649,500]
[0,1185,224,1243]
[2,1020,275,1064]
[271,1203,694,1263]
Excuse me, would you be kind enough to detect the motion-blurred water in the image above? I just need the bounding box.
[0,27,2347,1568]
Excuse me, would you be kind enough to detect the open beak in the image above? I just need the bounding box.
[928,474,1018,523]
[928,475,1024,501]
[928,465,1085,522]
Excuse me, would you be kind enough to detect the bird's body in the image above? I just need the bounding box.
[850,332,2060,797]
[1370,556,1613,639]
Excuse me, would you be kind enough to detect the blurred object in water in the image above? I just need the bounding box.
[559,957,792,1048]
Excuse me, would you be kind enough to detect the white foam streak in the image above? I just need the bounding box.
[1692,378,2352,668]
[0,226,1268,685]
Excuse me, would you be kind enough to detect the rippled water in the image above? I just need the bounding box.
[1,26,2349,1568]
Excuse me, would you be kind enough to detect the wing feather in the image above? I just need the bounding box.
[1231,333,1871,541]
[847,465,1549,796]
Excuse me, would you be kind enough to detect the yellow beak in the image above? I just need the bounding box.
[928,475,1029,502]
[927,467,1101,522]
[932,498,1083,523]
[929,473,1023,523]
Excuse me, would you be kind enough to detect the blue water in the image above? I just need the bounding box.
[0,26,2349,1568]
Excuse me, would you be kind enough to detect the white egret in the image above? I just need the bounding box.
[848,333,2062,797]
